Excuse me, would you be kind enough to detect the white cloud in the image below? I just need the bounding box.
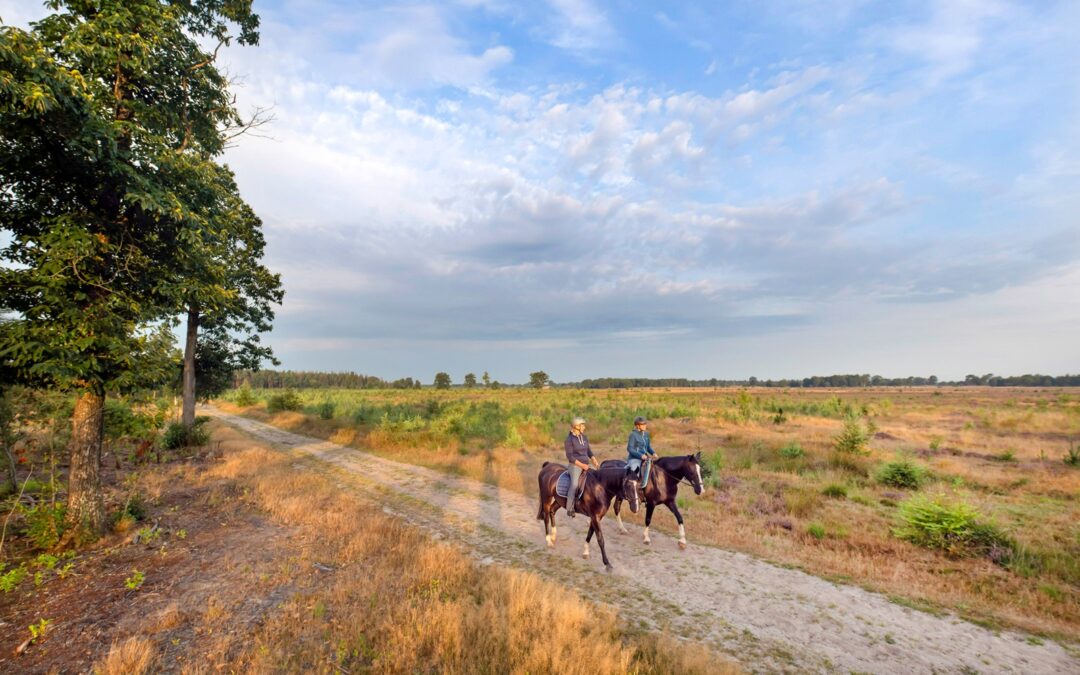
[545,0,617,51]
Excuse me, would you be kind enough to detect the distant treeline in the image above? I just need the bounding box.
[572,374,1080,388]
[234,370,1080,390]
[234,370,422,389]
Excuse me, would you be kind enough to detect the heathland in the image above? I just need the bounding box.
[217,386,1080,641]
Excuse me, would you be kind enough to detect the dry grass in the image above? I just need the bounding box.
[93,636,157,675]
[218,386,1080,640]
[202,424,734,674]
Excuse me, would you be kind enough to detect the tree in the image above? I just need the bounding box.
[434,372,452,389]
[0,1,261,534]
[528,371,549,389]
[178,183,282,433]
[482,371,491,388]
[463,373,477,388]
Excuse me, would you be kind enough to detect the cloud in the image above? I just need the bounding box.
[544,0,617,52]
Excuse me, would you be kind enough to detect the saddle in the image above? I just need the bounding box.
[555,470,587,499]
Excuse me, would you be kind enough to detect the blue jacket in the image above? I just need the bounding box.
[626,429,656,461]
[565,432,594,465]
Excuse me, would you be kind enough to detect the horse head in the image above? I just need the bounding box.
[689,451,705,495]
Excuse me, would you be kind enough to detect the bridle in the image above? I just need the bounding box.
[646,458,703,491]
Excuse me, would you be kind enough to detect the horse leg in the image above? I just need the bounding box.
[593,517,612,569]
[643,502,655,545]
[614,497,629,534]
[668,501,688,550]
[583,523,593,559]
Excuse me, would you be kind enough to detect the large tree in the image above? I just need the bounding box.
[0,1,261,534]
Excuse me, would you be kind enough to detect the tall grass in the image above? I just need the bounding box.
[206,425,729,674]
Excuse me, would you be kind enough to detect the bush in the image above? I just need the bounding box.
[22,503,67,549]
[1063,441,1079,467]
[316,401,335,420]
[162,417,210,449]
[833,418,869,454]
[876,460,927,490]
[807,523,826,540]
[821,483,847,499]
[234,385,257,407]
[266,390,302,414]
[778,442,804,459]
[894,496,1013,560]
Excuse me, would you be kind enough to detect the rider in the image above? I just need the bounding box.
[626,416,657,486]
[564,417,598,517]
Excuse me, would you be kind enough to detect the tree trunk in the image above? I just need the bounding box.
[182,304,199,431]
[67,390,106,534]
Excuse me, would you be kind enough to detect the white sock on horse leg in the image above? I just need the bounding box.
[678,524,686,540]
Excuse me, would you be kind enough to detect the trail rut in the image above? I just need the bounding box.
[205,407,1078,674]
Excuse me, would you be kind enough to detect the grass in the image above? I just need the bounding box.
[200,423,732,673]
[216,385,1080,639]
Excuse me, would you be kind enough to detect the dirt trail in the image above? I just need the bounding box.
[205,407,1078,674]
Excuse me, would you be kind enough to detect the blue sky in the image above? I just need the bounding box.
[4,1,1079,383]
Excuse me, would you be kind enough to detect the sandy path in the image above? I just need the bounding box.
[205,407,1078,674]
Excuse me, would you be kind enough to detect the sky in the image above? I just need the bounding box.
[4,1,1080,383]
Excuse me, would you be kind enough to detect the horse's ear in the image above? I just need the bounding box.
[694,451,702,462]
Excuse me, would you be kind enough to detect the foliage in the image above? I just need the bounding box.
[433,372,452,390]
[317,401,336,420]
[28,617,51,642]
[124,569,145,591]
[162,416,210,449]
[894,496,1014,561]
[266,390,302,414]
[21,503,67,550]
[528,371,550,389]
[463,373,477,388]
[821,484,847,499]
[876,460,927,490]
[0,563,28,592]
[1066,441,1080,467]
[833,418,870,454]
[778,442,804,459]
[807,523,826,540]
[234,384,258,407]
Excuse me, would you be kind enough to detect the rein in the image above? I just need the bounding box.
[647,460,700,490]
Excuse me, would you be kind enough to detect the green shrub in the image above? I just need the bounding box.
[992,449,1016,462]
[316,401,335,420]
[22,503,67,549]
[1064,441,1079,467]
[894,496,1013,560]
[876,460,927,490]
[807,523,826,540]
[821,483,847,499]
[833,418,869,454]
[0,564,28,592]
[162,416,210,449]
[267,390,303,414]
[778,442,804,459]
[234,385,257,407]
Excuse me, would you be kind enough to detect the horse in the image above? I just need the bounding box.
[536,462,640,569]
[601,452,705,550]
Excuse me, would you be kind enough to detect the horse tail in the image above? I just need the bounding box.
[536,499,545,520]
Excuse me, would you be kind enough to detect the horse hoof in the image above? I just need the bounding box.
[546,538,554,548]
[678,540,688,550]
[582,552,590,559]
[604,563,614,570]
[643,539,651,546]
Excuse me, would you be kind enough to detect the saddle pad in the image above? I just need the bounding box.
[555,471,585,499]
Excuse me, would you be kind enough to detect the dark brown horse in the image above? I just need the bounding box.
[601,453,705,549]
[536,462,640,568]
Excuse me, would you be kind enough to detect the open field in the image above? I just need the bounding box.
[218,386,1080,642]
[1,421,722,673]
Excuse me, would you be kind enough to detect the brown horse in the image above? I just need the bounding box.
[601,453,705,549]
[536,462,640,568]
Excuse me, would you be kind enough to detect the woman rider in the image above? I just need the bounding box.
[564,417,599,517]
[626,416,657,486]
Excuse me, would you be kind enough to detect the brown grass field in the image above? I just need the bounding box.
[218,386,1080,642]
[1,422,727,673]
